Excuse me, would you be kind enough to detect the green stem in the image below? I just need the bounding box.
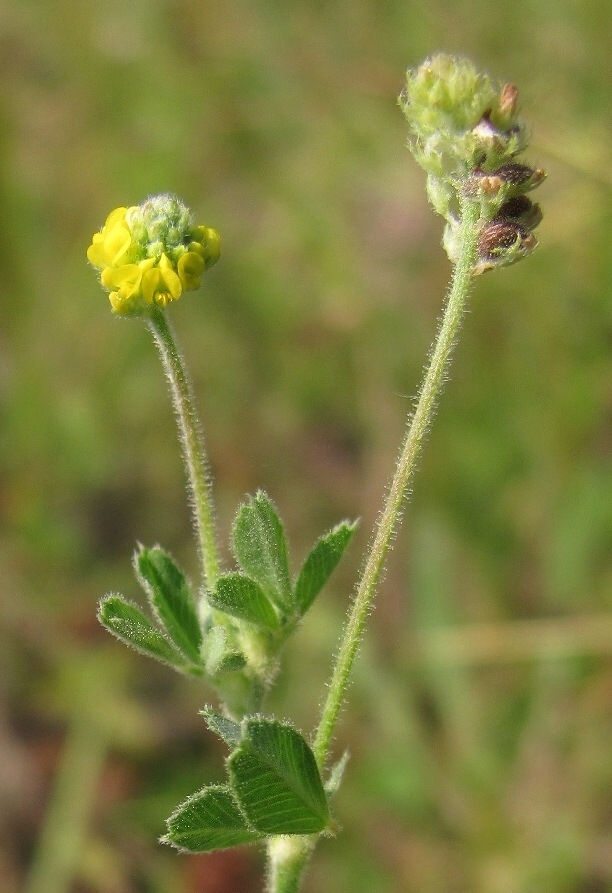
[313,198,479,767]
[266,837,315,893]
[266,197,480,893]
[147,308,220,590]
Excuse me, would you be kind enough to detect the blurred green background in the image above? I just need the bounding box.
[1,1,611,891]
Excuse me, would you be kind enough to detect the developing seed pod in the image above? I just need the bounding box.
[463,164,545,201]
[493,196,543,231]
[492,163,546,191]
[475,219,538,273]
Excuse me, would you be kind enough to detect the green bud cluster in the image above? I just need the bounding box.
[399,54,545,273]
[128,194,200,264]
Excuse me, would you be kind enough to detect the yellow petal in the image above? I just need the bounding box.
[108,291,125,313]
[140,268,162,304]
[141,262,182,306]
[177,251,205,291]
[157,254,182,298]
[86,233,107,268]
[104,223,133,266]
[102,263,142,290]
[202,227,221,266]
[104,207,129,228]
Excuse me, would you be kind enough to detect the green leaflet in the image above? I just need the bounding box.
[98,594,190,671]
[135,546,202,663]
[232,492,292,613]
[228,718,329,835]
[162,785,264,852]
[294,520,357,615]
[208,572,280,630]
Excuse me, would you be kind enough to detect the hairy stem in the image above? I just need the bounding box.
[313,197,479,766]
[147,308,220,590]
[267,196,480,893]
[266,837,315,893]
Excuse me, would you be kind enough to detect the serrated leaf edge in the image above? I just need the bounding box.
[228,716,330,832]
[161,783,265,852]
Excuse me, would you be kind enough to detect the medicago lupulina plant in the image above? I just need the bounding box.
[87,54,545,893]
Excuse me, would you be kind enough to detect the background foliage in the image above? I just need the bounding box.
[1,1,610,891]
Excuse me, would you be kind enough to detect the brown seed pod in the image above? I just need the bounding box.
[477,220,536,260]
[492,163,546,190]
[494,196,543,231]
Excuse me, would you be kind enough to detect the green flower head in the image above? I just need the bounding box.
[87,194,221,316]
[399,54,545,272]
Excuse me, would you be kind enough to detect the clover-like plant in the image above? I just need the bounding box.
[87,55,545,893]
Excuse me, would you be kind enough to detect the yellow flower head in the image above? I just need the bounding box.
[87,195,221,316]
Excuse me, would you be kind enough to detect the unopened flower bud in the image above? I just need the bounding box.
[463,163,545,201]
[399,54,528,182]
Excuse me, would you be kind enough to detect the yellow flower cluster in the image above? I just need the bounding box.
[87,198,220,316]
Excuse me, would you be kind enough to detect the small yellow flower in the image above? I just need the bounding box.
[87,195,221,316]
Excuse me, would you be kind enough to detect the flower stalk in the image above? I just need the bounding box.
[266,197,481,893]
[147,308,221,591]
[269,53,546,891]
[313,194,480,770]
[87,194,222,591]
